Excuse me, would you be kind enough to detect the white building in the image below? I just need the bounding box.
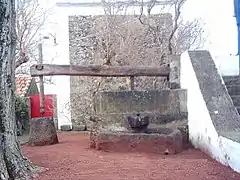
[40,0,240,128]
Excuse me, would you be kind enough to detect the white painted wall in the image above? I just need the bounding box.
[180,51,240,173]
[182,0,239,76]
[219,136,240,172]
[41,0,240,128]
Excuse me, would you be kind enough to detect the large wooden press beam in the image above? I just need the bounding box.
[30,64,170,77]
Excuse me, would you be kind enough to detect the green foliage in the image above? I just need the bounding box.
[15,96,29,119]
[15,96,29,135]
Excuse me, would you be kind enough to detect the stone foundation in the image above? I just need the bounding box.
[95,128,183,154]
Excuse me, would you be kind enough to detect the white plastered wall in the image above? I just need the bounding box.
[180,51,240,173]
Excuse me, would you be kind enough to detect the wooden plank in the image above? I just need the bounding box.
[30,64,170,77]
[130,76,134,90]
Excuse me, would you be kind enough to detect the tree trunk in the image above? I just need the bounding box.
[0,0,35,179]
[0,138,9,179]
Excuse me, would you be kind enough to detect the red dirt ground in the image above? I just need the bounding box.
[22,132,240,180]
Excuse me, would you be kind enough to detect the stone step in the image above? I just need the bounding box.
[220,131,240,143]
[236,106,240,115]
[226,85,240,96]
[231,95,240,106]
[223,76,240,86]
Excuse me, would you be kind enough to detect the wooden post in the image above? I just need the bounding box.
[38,43,45,115]
[130,76,134,90]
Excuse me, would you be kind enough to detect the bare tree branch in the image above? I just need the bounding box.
[168,0,186,54]
[137,0,203,55]
[15,0,51,71]
[147,0,157,15]
[15,51,29,69]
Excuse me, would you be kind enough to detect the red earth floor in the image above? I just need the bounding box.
[22,132,240,180]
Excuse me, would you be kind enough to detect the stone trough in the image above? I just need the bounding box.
[95,115,183,155]
[90,90,187,154]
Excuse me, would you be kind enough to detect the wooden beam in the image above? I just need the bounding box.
[30,64,170,77]
[130,76,134,90]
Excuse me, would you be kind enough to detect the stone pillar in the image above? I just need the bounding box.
[52,95,58,130]
[169,55,181,89]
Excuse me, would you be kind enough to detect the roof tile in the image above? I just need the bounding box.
[16,76,33,96]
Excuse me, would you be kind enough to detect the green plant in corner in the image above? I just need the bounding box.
[15,95,30,136]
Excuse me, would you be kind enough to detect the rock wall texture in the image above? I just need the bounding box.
[68,14,174,126]
[94,89,187,129]
[96,128,183,154]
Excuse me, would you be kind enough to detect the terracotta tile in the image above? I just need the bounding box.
[15,76,33,96]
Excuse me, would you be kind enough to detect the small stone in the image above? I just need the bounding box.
[72,125,86,131]
[60,125,72,131]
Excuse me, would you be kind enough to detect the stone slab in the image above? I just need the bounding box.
[94,89,187,114]
[223,76,240,86]
[94,112,188,128]
[72,125,86,131]
[60,125,72,131]
[231,95,240,106]
[226,85,240,96]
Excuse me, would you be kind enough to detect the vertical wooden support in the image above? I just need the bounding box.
[38,43,45,115]
[130,76,134,90]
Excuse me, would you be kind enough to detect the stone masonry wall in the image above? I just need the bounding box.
[94,89,187,130]
[69,14,174,126]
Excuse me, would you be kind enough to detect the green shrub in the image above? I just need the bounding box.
[15,96,29,135]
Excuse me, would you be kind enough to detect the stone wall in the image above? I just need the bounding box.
[94,90,187,130]
[69,14,174,126]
